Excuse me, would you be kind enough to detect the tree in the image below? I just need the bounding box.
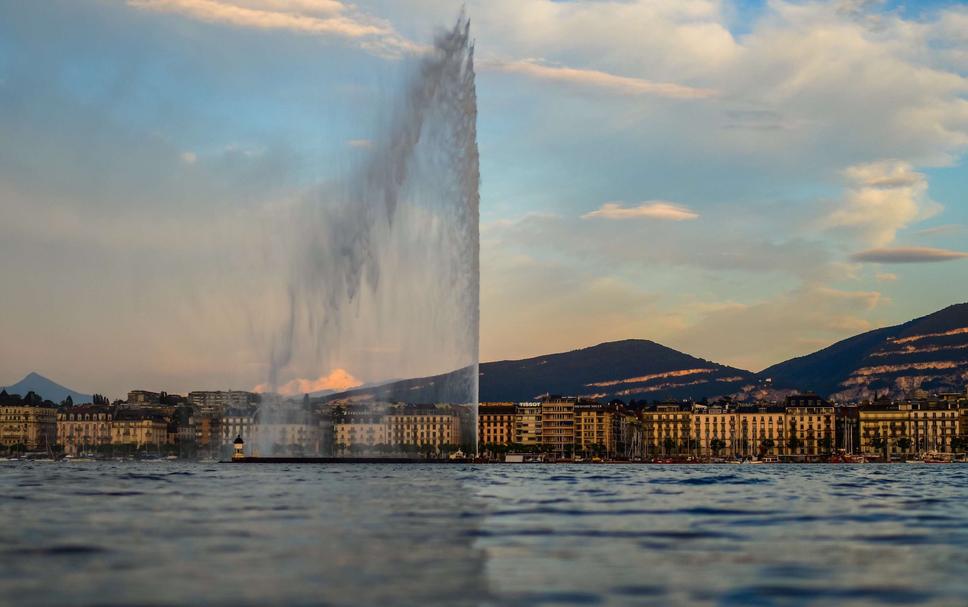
[787,437,802,453]
[759,439,775,456]
[710,439,726,457]
[897,437,912,453]
[819,437,833,455]
[662,437,676,455]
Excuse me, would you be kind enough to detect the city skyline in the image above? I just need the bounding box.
[2,0,968,397]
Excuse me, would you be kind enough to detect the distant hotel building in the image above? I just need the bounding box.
[57,405,114,455]
[0,399,57,451]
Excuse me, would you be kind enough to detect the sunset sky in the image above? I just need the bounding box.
[2,0,967,398]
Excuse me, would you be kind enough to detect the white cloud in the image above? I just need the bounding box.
[482,59,716,100]
[180,150,197,164]
[582,201,700,221]
[346,138,372,149]
[824,160,940,246]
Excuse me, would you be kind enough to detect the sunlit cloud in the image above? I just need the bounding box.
[346,138,372,149]
[481,59,717,100]
[582,201,699,221]
[851,247,968,263]
[254,368,362,396]
[127,0,419,56]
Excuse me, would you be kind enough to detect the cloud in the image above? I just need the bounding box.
[824,160,941,246]
[127,0,418,56]
[254,368,362,396]
[875,272,897,282]
[346,138,372,149]
[482,59,717,100]
[180,151,197,164]
[582,201,699,221]
[851,246,968,263]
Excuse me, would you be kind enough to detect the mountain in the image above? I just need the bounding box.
[759,303,968,400]
[326,340,755,403]
[1,372,92,405]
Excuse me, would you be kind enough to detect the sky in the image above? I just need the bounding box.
[1,0,967,398]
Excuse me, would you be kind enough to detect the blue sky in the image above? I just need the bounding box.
[1,0,967,397]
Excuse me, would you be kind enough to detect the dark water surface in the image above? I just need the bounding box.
[1,463,966,606]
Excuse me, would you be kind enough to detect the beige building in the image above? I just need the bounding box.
[112,410,168,450]
[57,406,114,455]
[574,402,618,457]
[859,401,962,458]
[387,405,462,452]
[478,403,515,450]
[785,404,835,457]
[514,402,542,447]
[540,397,576,458]
[642,404,691,457]
[0,404,57,451]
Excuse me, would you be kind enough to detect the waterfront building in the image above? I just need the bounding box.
[57,405,114,455]
[193,413,221,457]
[387,404,463,454]
[334,415,387,452]
[478,402,515,452]
[574,401,618,458]
[0,401,57,451]
[220,407,256,448]
[540,396,576,458]
[859,400,962,458]
[642,404,691,457]
[250,406,320,456]
[783,394,835,458]
[111,409,169,451]
[514,402,542,448]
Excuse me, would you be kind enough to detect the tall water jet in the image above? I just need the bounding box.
[253,15,479,457]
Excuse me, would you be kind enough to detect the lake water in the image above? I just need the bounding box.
[1,463,966,606]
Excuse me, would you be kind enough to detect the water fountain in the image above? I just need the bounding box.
[250,15,480,459]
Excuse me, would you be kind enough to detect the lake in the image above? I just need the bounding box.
[1,462,966,606]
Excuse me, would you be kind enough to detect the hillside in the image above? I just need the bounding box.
[326,340,755,403]
[759,303,968,400]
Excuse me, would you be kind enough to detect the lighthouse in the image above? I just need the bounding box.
[232,435,245,461]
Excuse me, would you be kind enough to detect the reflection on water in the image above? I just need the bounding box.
[1,463,966,606]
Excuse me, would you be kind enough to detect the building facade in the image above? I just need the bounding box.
[540,397,576,458]
[57,405,114,455]
[0,404,57,451]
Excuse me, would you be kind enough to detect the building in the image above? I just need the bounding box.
[574,402,619,458]
[0,402,57,451]
[387,404,463,454]
[194,413,221,457]
[111,409,168,450]
[478,402,516,453]
[859,400,962,458]
[540,397,576,458]
[126,390,161,405]
[220,407,256,448]
[784,395,835,458]
[514,402,542,448]
[188,390,260,414]
[57,405,114,455]
[642,404,691,457]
